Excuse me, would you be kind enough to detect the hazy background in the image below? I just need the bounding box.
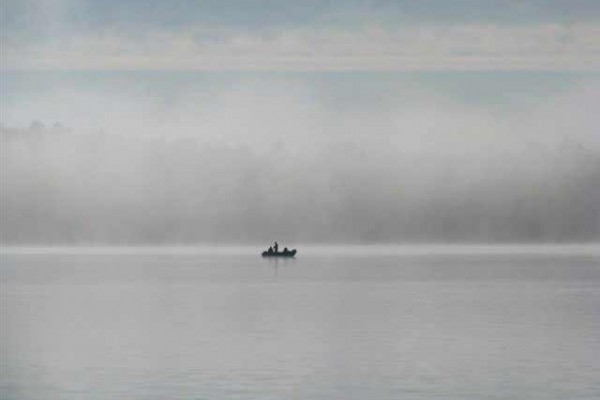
[1,1,599,245]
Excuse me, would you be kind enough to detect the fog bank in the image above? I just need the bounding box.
[1,75,599,244]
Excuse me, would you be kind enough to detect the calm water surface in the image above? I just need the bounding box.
[1,246,599,399]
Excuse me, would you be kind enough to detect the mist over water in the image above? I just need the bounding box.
[2,73,600,244]
[3,2,600,400]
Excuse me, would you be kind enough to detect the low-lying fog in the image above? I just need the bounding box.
[2,73,599,244]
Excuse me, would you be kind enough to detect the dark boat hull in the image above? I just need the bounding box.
[262,249,297,257]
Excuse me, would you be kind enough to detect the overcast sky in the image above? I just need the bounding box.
[3,0,600,71]
[1,1,599,244]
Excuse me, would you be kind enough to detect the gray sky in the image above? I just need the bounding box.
[1,1,599,244]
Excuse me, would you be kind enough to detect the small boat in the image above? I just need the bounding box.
[262,249,297,258]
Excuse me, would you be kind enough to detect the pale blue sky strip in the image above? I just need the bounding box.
[2,0,599,70]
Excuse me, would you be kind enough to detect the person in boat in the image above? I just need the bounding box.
[283,247,289,254]
[273,241,279,253]
[267,246,273,254]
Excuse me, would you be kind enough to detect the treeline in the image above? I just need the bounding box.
[1,123,599,244]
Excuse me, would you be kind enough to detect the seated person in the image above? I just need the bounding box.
[267,246,273,254]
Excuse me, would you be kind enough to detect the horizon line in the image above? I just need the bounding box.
[2,243,599,256]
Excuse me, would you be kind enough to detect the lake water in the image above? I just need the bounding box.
[1,245,599,399]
